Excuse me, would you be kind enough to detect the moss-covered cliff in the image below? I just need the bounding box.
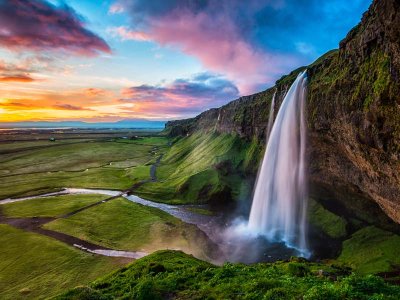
[163,0,400,231]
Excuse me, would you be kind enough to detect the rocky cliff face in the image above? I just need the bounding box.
[164,0,400,228]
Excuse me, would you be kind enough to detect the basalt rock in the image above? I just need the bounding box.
[164,0,400,229]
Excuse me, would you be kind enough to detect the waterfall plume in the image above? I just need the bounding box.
[248,70,309,256]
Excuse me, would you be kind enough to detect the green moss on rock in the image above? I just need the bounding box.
[338,226,400,274]
[308,198,348,239]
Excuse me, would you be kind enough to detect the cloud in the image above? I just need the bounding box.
[109,3,125,14]
[0,0,111,56]
[84,88,110,97]
[107,26,151,41]
[121,72,239,116]
[0,74,235,120]
[0,100,90,111]
[112,0,370,94]
[0,75,34,82]
[0,59,36,82]
[53,104,92,111]
[0,101,33,110]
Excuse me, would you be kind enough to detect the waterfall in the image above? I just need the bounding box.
[248,70,309,256]
[266,90,276,142]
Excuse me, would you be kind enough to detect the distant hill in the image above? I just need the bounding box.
[0,119,166,129]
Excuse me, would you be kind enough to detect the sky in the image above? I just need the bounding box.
[0,0,371,122]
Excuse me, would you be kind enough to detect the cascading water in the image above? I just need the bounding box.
[248,70,309,256]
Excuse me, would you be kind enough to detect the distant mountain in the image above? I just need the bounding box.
[0,119,166,129]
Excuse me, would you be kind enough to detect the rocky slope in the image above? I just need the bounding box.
[164,0,400,230]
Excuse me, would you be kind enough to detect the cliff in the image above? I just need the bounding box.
[164,0,400,227]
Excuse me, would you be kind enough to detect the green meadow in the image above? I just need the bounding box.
[0,132,177,299]
[0,136,168,199]
[1,194,109,218]
[44,197,214,259]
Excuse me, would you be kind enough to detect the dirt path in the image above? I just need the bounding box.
[0,214,110,250]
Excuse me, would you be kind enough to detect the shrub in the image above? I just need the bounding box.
[287,263,310,277]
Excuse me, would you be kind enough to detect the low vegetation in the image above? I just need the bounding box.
[56,250,400,300]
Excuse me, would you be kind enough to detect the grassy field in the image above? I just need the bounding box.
[0,224,126,300]
[56,250,400,300]
[1,194,109,218]
[0,136,169,199]
[44,198,214,259]
[0,141,153,175]
[0,139,91,154]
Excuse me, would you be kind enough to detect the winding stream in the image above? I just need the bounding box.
[0,187,300,263]
[0,188,221,259]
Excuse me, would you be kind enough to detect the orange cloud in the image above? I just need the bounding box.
[84,88,110,97]
[53,104,93,111]
[0,75,34,82]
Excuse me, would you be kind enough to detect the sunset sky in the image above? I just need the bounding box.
[0,0,371,122]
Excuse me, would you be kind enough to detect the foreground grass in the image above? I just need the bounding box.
[56,250,400,300]
[1,194,109,218]
[0,138,168,199]
[0,224,125,300]
[44,198,214,259]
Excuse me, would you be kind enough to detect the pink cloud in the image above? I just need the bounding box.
[114,1,300,94]
[120,72,239,117]
[0,0,111,56]
[108,26,151,42]
[109,3,125,14]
